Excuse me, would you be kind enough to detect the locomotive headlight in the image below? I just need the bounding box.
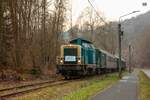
[78,60,81,63]
[60,60,63,63]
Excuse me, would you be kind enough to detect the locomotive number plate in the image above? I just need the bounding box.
[65,56,76,61]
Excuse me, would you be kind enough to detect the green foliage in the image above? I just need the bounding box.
[30,68,41,75]
[139,71,150,100]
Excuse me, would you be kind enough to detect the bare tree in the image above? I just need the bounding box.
[71,6,117,53]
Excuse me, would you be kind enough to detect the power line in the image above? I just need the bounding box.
[87,0,113,34]
[88,0,108,25]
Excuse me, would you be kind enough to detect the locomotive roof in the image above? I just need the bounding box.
[70,38,92,44]
[115,55,126,61]
[99,49,116,58]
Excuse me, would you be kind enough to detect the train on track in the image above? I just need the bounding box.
[56,38,126,79]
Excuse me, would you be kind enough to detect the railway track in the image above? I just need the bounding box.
[0,79,68,99]
[0,75,107,99]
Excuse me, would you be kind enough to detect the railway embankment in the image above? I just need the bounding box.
[142,69,150,79]
[139,71,150,100]
[7,73,122,100]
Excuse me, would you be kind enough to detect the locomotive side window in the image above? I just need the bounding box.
[82,43,90,48]
[82,43,94,49]
[89,44,95,49]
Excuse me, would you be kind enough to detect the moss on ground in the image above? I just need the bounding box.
[139,71,150,100]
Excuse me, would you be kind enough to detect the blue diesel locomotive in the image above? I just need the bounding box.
[56,38,126,79]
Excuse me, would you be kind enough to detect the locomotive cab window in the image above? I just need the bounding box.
[64,48,77,62]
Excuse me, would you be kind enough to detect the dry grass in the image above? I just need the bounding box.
[139,71,150,100]
[9,73,119,100]
[9,80,84,100]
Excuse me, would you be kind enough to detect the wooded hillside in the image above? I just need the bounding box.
[0,0,68,75]
[123,11,150,67]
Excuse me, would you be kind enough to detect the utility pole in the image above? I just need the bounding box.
[118,23,123,78]
[129,44,131,73]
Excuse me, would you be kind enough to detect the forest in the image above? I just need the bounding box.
[0,0,69,79]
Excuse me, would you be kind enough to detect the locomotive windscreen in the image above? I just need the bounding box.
[64,48,77,64]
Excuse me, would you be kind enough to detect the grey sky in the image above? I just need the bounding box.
[72,0,149,23]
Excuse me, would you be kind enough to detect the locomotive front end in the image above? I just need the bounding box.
[57,44,81,65]
[56,44,83,78]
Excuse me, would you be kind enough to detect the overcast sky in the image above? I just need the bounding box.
[72,0,150,23]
